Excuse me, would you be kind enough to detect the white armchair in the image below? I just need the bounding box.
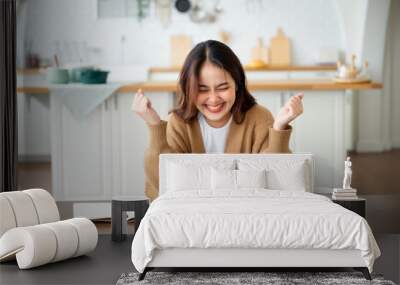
[0,189,98,269]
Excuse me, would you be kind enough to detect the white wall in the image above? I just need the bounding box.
[22,0,344,70]
[387,0,400,148]
[355,0,391,152]
[335,0,393,152]
[335,0,367,62]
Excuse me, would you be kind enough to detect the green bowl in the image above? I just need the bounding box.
[80,70,109,84]
[69,67,92,83]
[47,68,69,84]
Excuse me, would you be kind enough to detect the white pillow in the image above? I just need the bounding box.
[237,169,267,188]
[167,162,209,191]
[211,168,267,190]
[266,162,307,191]
[211,168,236,189]
[167,160,235,192]
[237,159,309,192]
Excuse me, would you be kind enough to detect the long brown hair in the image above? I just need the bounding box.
[172,40,256,124]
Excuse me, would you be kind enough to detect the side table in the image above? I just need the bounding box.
[319,193,366,218]
[332,197,366,218]
[111,196,149,242]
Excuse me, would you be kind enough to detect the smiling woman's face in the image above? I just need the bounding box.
[195,61,236,128]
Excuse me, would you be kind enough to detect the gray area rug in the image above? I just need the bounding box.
[116,271,396,285]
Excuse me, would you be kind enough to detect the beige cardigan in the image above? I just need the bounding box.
[144,104,292,201]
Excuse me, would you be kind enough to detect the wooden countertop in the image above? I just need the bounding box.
[17,79,383,95]
[148,65,337,73]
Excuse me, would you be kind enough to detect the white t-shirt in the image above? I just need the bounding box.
[198,112,232,154]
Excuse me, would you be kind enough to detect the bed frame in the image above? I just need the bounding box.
[140,248,371,280]
[138,154,372,281]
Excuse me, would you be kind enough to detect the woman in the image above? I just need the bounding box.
[132,40,303,201]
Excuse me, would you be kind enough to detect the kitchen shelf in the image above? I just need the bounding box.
[17,79,383,95]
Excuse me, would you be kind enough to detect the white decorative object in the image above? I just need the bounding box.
[0,189,98,269]
[343,156,352,189]
[332,157,358,200]
[335,55,371,83]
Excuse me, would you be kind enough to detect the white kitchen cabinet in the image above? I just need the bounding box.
[17,93,51,161]
[50,95,113,203]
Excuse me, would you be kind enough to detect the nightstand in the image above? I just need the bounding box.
[111,196,149,242]
[319,194,366,218]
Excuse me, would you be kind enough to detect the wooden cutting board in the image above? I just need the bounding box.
[248,38,268,67]
[270,28,291,66]
[170,35,192,67]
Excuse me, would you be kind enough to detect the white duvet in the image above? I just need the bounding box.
[131,190,380,273]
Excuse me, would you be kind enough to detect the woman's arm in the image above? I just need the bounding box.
[252,109,292,153]
[132,89,189,200]
[144,116,189,200]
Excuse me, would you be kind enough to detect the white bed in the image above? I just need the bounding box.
[131,154,380,281]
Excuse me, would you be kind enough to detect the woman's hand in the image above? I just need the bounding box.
[273,93,304,130]
[131,89,161,126]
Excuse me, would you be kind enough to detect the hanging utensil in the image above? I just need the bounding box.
[189,0,221,23]
[175,0,191,13]
[156,0,172,27]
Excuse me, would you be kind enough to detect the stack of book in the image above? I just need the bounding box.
[332,188,358,200]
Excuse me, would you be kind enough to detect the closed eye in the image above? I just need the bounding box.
[198,85,209,92]
[217,86,229,91]
[198,82,229,92]
[216,82,229,89]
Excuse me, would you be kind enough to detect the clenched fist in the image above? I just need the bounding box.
[131,89,161,126]
[273,93,304,130]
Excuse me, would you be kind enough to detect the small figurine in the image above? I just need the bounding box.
[335,55,371,83]
[342,156,352,189]
[337,54,358,79]
[332,156,358,199]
